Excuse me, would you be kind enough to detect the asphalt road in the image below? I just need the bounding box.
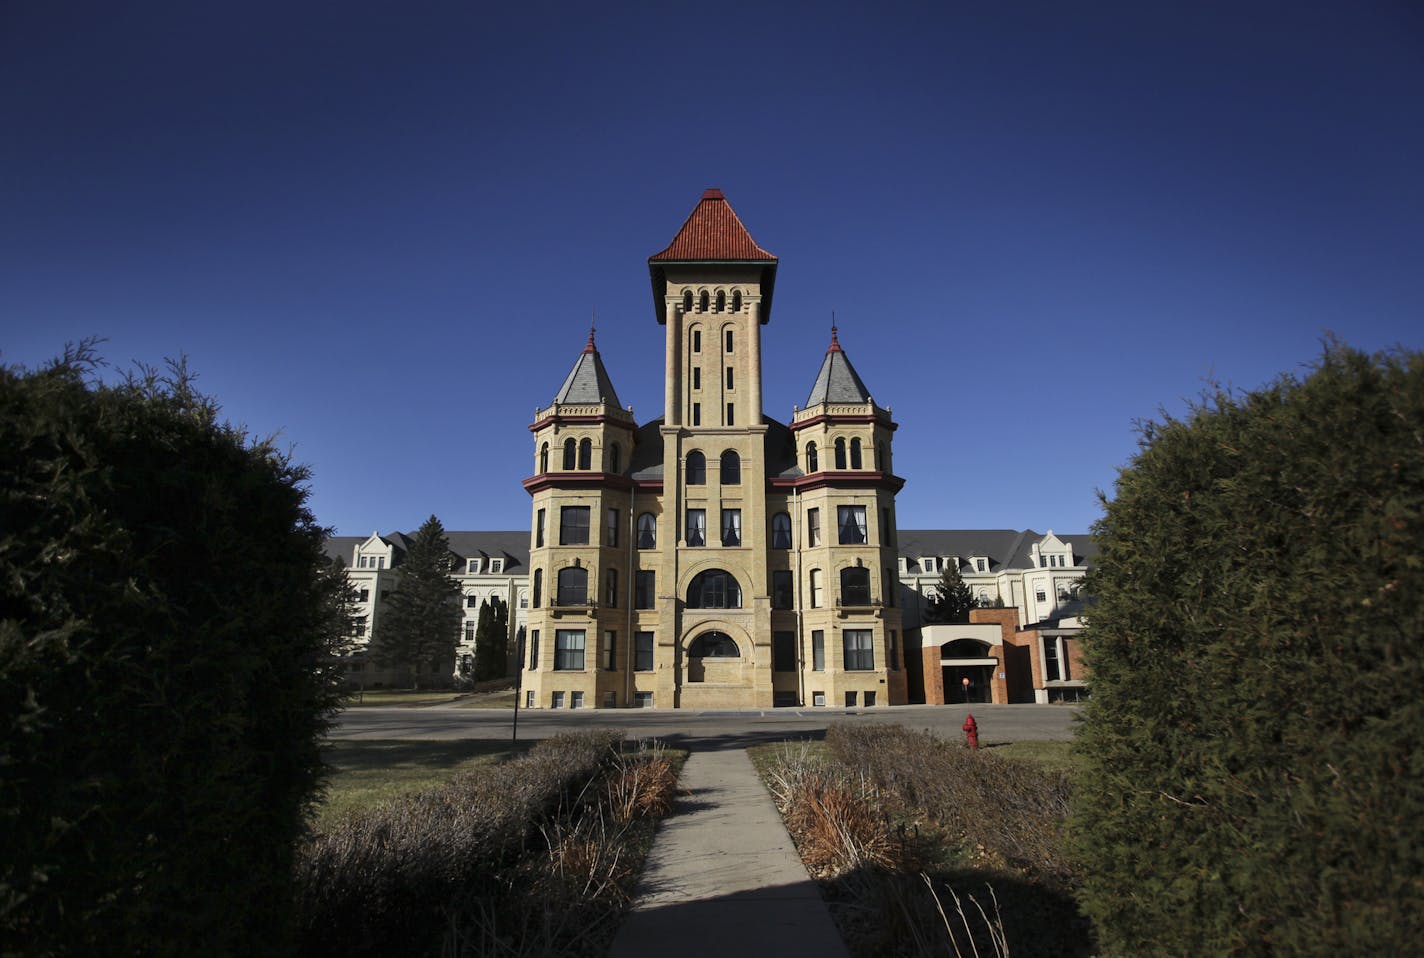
[331,703,1082,751]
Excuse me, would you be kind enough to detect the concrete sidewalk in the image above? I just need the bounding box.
[609,748,848,958]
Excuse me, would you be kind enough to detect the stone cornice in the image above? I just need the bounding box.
[522,472,635,496]
[766,471,906,494]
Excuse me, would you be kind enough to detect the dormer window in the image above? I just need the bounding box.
[490,559,504,573]
[922,558,937,574]
[975,557,987,573]
[467,558,482,574]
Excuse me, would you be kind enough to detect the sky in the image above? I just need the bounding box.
[4,1,1421,538]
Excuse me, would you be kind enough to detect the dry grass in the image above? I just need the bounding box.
[315,739,522,826]
[343,689,467,707]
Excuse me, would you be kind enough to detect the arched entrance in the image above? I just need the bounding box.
[686,630,740,683]
[941,638,996,704]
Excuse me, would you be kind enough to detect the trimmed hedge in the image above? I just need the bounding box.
[1070,343,1424,954]
[0,350,348,955]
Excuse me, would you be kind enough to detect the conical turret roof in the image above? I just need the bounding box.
[805,326,872,406]
[552,326,623,408]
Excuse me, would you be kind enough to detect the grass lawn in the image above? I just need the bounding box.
[456,689,517,708]
[989,739,1081,773]
[342,689,467,707]
[315,738,527,826]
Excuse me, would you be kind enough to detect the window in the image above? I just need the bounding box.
[637,512,656,549]
[605,568,618,607]
[692,403,701,426]
[864,691,876,707]
[889,630,900,671]
[525,689,535,708]
[838,506,868,544]
[807,508,821,546]
[540,442,549,473]
[834,438,847,470]
[1058,583,1071,600]
[466,594,480,608]
[351,616,367,638]
[634,691,654,708]
[773,631,796,672]
[519,592,528,609]
[536,509,545,548]
[490,559,502,573]
[810,569,824,608]
[1035,585,1047,603]
[725,403,734,426]
[685,508,706,546]
[840,567,871,606]
[732,289,742,311]
[689,632,739,657]
[845,691,857,707]
[850,438,863,469]
[570,691,584,709]
[1044,640,1062,682]
[560,506,590,545]
[805,442,818,473]
[977,558,987,572]
[812,690,825,706]
[687,569,742,609]
[563,439,576,470]
[684,290,694,312]
[635,570,655,609]
[772,512,792,549]
[635,631,654,671]
[357,588,370,603]
[812,630,825,671]
[720,508,741,547]
[726,366,734,390]
[725,328,733,352]
[552,691,565,709]
[692,366,701,389]
[686,451,706,484]
[699,290,709,311]
[604,630,617,670]
[716,289,725,311]
[554,630,585,670]
[772,570,793,609]
[603,691,616,708]
[922,557,937,574]
[528,629,539,670]
[843,629,874,670]
[608,443,621,474]
[692,327,702,352]
[578,438,592,470]
[532,569,542,607]
[557,567,588,606]
[882,507,894,546]
[606,508,619,547]
[720,450,740,485]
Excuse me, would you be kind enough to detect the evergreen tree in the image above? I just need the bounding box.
[1070,343,1424,954]
[370,515,461,687]
[473,594,509,681]
[924,562,976,623]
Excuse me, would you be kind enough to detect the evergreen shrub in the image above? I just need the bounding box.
[1070,343,1424,954]
[0,349,348,956]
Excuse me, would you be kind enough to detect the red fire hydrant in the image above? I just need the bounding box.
[962,713,979,750]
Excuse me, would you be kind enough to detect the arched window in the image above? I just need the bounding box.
[688,631,740,657]
[875,442,886,471]
[686,450,706,485]
[562,439,576,470]
[686,569,743,609]
[720,450,740,485]
[731,289,742,312]
[834,438,847,470]
[840,567,872,606]
[578,438,592,470]
[556,567,588,606]
[608,442,621,474]
[691,325,702,353]
[771,512,792,549]
[805,442,818,473]
[699,290,710,312]
[715,289,726,312]
[942,638,991,658]
[637,512,657,549]
[683,290,693,312]
[540,442,549,473]
[532,569,543,607]
[850,438,863,470]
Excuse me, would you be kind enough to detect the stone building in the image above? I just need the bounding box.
[519,190,907,709]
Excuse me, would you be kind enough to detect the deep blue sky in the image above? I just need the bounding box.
[5,2,1421,537]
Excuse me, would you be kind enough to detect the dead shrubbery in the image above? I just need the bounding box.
[295,732,679,958]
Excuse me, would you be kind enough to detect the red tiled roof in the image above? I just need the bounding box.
[649,188,777,262]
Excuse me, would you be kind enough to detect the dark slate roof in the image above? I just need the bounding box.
[552,330,623,408]
[763,416,801,478]
[443,530,531,571]
[323,535,364,566]
[805,328,872,406]
[628,418,665,480]
[624,415,800,481]
[899,529,1097,572]
[648,189,777,262]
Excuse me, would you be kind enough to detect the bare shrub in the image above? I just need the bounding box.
[763,742,895,878]
[604,740,679,824]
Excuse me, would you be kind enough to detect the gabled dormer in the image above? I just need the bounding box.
[353,531,395,570]
[1031,531,1074,568]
